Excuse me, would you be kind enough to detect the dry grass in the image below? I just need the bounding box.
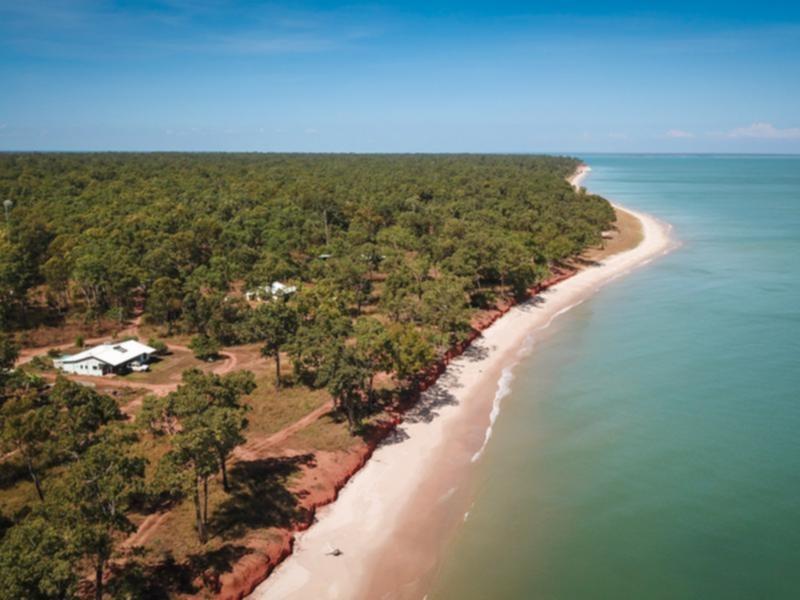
[284,412,358,452]
[583,206,644,262]
[244,374,331,437]
[123,347,209,386]
[0,460,72,518]
[132,449,311,593]
[0,470,43,517]
[15,315,123,349]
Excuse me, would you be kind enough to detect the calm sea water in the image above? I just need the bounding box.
[429,155,800,599]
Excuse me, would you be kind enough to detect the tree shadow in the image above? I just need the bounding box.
[379,380,458,447]
[4,305,66,333]
[378,426,410,446]
[0,460,33,491]
[515,294,547,312]
[108,544,253,598]
[573,256,603,268]
[400,383,458,426]
[211,454,315,539]
[461,342,489,362]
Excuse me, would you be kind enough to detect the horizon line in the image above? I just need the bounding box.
[1,150,800,157]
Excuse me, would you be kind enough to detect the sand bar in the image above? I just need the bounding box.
[251,168,674,600]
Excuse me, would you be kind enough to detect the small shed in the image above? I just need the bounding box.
[245,281,297,302]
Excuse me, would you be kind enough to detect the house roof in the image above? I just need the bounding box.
[270,281,297,296]
[246,281,297,299]
[58,340,156,367]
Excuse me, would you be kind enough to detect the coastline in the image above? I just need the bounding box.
[569,163,591,189]
[250,166,674,600]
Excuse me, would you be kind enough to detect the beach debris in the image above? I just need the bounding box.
[325,543,343,557]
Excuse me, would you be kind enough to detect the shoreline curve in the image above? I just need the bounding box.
[250,165,676,600]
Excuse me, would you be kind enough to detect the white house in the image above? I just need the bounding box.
[53,340,156,376]
[245,281,297,302]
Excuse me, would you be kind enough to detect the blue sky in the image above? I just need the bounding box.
[1,0,799,152]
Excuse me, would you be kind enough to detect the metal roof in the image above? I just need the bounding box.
[57,340,156,367]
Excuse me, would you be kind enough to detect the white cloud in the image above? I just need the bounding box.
[727,122,800,139]
[665,129,695,138]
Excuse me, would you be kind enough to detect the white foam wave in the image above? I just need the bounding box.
[470,299,588,464]
[517,333,536,358]
[471,366,514,463]
[542,299,585,330]
[437,486,457,504]
[464,502,475,522]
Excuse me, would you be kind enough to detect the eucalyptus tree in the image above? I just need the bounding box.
[251,300,298,389]
[0,390,56,501]
[145,369,255,538]
[56,432,146,600]
[353,318,392,406]
[0,508,78,600]
[324,347,371,432]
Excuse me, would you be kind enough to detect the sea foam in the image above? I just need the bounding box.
[471,366,514,463]
[470,299,586,463]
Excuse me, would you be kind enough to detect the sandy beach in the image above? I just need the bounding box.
[569,163,592,189]
[251,167,674,600]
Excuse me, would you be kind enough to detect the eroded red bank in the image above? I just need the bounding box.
[201,267,576,600]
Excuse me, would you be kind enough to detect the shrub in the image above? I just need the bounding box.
[147,338,168,356]
[189,335,220,361]
[30,355,52,371]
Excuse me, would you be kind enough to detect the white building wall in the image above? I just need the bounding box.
[56,357,107,376]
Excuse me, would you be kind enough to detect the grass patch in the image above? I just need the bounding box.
[123,347,208,385]
[244,376,331,436]
[0,460,71,518]
[285,412,361,452]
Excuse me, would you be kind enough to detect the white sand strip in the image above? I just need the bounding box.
[569,164,591,189]
[251,175,674,600]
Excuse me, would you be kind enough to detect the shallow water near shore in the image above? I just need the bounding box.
[428,155,800,599]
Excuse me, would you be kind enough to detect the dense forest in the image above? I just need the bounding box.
[0,153,613,598]
[0,153,611,334]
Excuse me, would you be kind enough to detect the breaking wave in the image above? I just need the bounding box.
[470,299,586,463]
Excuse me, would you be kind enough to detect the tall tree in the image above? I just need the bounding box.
[145,276,184,335]
[0,509,78,600]
[0,233,28,329]
[251,301,298,389]
[289,282,352,387]
[0,332,18,392]
[386,324,436,392]
[49,376,121,460]
[325,347,370,432]
[353,318,392,405]
[418,275,472,349]
[157,426,219,544]
[57,432,146,600]
[145,369,255,536]
[0,390,56,501]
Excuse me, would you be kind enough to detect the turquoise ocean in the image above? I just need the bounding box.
[428,155,800,599]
